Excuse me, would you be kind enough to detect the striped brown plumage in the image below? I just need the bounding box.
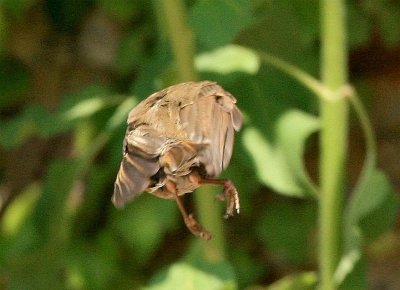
[112,81,242,239]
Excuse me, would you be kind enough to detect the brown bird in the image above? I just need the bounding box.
[112,81,242,240]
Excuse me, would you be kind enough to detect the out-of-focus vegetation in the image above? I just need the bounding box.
[0,0,400,289]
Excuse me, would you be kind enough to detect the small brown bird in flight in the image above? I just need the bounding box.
[112,81,242,240]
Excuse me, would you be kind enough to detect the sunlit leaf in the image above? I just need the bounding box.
[242,110,319,197]
[146,262,236,290]
[265,271,317,290]
[62,96,123,121]
[195,45,260,75]
[243,126,301,195]
[337,256,367,290]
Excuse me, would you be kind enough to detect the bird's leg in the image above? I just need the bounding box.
[189,173,240,219]
[165,180,212,240]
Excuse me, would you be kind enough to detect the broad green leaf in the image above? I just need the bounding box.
[195,45,260,75]
[276,110,319,195]
[236,1,311,63]
[243,126,301,195]
[229,248,266,288]
[257,201,316,265]
[335,170,398,285]
[242,110,319,197]
[189,0,253,50]
[111,195,179,264]
[146,262,236,290]
[66,232,119,290]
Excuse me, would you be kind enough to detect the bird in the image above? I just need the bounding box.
[112,81,243,240]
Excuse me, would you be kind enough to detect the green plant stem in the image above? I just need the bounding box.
[160,0,226,261]
[346,88,377,199]
[319,1,349,289]
[161,0,197,81]
[258,52,334,101]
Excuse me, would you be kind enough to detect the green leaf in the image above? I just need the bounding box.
[0,105,52,148]
[130,40,172,97]
[335,170,398,285]
[111,195,179,264]
[61,95,123,121]
[2,161,78,290]
[0,8,6,57]
[379,3,400,47]
[0,58,30,108]
[195,45,260,75]
[116,30,146,75]
[276,110,319,195]
[98,0,140,22]
[242,110,319,197]
[2,0,36,18]
[347,3,372,49]
[66,232,119,290]
[189,0,253,50]
[236,1,312,63]
[257,200,316,265]
[1,182,41,237]
[146,262,236,290]
[31,159,78,241]
[265,271,317,290]
[338,256,367,290]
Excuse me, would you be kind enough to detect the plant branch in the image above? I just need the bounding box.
[161,0,197,81]
[319,1,349,289]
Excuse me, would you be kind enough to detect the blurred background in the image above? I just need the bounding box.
[1,0,400,289]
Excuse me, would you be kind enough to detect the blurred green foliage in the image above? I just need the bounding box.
[0,0,399,289]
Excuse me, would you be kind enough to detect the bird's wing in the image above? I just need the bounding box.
[112,127,166,208]
[178,82,242,176]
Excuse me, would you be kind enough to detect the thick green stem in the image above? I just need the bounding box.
[319,1,349,289]
[161,0,197,81]
[160,0,226,260]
